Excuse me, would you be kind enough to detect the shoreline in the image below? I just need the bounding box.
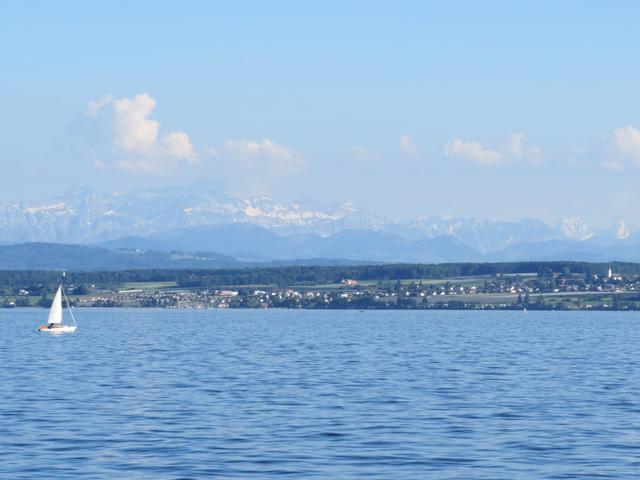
[5,304,638,312]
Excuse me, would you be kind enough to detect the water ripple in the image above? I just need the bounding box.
[1,309,640,478]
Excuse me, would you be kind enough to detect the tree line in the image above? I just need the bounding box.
[0,261,637,293]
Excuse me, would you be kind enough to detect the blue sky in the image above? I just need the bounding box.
[1,1,640,227]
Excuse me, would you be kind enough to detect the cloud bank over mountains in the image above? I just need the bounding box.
[224,138,303,174]
[84,93,197,173]
[81,93,303,181]
[79,93,640,178]
[443,133,542,166]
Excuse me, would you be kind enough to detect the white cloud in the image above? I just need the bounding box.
[225,138,302,173]
[84,93,197,173]
[614,125,640,165]
[161,131,196,162]
[507,132,543,165]
[444,132,542,166]
[506,132,525,157]
[86,95,113,117]
[111,94,160,155]
[203,146,219,157]
[226,138,293,160]
[400,134,420,157]
[443,138,504,165]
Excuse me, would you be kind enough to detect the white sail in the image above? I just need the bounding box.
[48,285,63,325]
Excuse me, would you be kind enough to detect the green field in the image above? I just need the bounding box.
[119,281,178,290]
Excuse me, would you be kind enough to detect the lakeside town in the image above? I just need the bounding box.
[4,265,640,311]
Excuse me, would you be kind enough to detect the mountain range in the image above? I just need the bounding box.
[0,183,638,268]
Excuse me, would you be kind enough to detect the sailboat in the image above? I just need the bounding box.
[38,284,77,333]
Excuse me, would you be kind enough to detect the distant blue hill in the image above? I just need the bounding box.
[0,242,373,271]
[3,223,639,271]
[142,224,481,262]
[150,224,294,260]
[488,239,640,262]
[94,223,640,264]
[94,236,170,252]
[0,243,242,271]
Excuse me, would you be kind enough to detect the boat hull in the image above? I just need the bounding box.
[38,325,77,333]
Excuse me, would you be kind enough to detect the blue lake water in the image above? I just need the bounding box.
[1,308,640,479]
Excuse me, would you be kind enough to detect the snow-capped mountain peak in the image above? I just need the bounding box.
[559,217,593,241]
[0,185,634,257]
[615,219,631,240]
[0,186,387,243]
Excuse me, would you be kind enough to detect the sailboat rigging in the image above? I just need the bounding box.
[38,284,77,333]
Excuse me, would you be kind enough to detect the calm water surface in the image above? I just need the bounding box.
[1,309,639,479]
